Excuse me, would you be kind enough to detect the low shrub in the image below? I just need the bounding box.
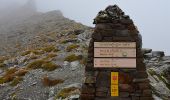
[0,68,17,84]
[0,63,6,68]
[64,54,82,62]
[27,60,59,71]
[15,68,29,76]
[42,62,60,71]
[0,67,28,85]
[10,76,23,86]
[21,50,43,56]
[42,46,59,52]
[27,60,45,69]
[0,56,8,63]
[56,87,78,99]
[42,76,64,87]
[66,44,79,52]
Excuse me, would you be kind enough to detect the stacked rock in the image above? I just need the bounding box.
[80,5,153,100]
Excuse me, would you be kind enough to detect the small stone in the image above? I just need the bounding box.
[131,96,140,100]
[120,97,132,100]
[119,84,133,92]
[150,58,157,61]
[70,61,80,71]
[80,94,95,100]
[135,71,148,78]
[84,76,96,84]
[92,33,102,41]
[142,48,152,54]
[116,30,130,37]
[0,69,3,74]
[152,51,164,57]
[133,78,149,83]
[163,60,170,64]
[96,87,108,93]
[103,37,113,41]
[120,92,130,97]
[138,83,151,90]
[63,61,69,67]
[144,53,152,58]
[142,89,152,96]
[81,85,95,94]
[96,92,107,97]
[69,94,80,100]
[140,97,154,100]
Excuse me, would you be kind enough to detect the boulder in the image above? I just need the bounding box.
[142,48,152,54]
[152,51,165,57]
[70,61,80,71]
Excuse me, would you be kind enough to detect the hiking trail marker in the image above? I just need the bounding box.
[80,5,153,100]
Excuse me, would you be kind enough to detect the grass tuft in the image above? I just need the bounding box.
[56,87,78,99]
[42,46,59,52]
[66,44,79,52]
[42,76,64,87]
[0,63,6,68]
[21,50,43,56]
[0,67,28,85]
[64,54,82,62]
[10,76,23,86]
[27,60,59,71]
[42,62,60,71]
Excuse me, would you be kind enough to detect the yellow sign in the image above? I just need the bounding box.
[111,72,119,85]
[111,85,119,96]
[111,72,119,96]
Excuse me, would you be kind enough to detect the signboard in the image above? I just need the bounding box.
[111,72,119,96]
[94,48,136,57]
[94,42,136,68]
[94,42,136,48]
[94,58,136,68]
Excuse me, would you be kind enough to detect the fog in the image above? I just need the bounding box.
[0,0,170,55]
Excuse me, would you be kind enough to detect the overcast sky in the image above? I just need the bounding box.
[0,0,170,55]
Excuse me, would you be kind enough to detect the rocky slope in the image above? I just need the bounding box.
[143,50,170,99]
[0,10,169,100]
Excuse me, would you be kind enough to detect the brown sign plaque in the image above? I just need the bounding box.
[94,42,136,68]
[94,58,136,68]
[94,48,136,57]
[94,42,136,48]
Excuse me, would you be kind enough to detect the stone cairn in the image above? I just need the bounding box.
[80,5,153,100]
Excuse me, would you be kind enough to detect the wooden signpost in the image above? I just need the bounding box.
[94,42,137,96]
[80,5,153,100]
[94,42,136,68]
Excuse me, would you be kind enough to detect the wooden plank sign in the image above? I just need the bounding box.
[94,48,136,57]
[94,42,136,68]
[94,42,136,48]
[94,58,136,68]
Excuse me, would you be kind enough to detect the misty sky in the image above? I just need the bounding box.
[0,0,170,55]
